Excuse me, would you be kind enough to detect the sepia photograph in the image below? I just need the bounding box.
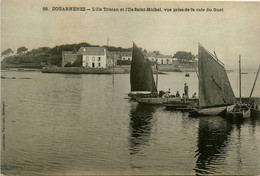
[1,0,260,175]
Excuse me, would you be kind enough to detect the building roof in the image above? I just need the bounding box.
[121,52,132,57]
[62,51,78,55]
[78,47,106,55]
[146,52,157,57]
[156,55,172,58]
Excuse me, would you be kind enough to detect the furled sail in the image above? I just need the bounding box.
[198,44,236,107]
[130,43,157,92]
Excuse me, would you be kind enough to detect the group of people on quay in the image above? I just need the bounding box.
[161,83,198,100]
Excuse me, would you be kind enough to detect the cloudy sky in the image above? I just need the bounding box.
[1,0,260,70]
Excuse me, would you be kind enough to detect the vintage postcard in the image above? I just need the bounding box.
[1,0,260,175]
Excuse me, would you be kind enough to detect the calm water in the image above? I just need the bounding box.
[1,70,260,175]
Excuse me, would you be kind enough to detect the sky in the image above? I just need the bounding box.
[1,0,260,71]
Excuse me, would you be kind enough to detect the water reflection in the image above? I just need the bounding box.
[194,116,234,175]
[128,103,156,155]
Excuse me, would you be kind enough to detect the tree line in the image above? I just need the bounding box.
[2,42,196,63]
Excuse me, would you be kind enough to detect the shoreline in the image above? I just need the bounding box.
[41,66,168,74]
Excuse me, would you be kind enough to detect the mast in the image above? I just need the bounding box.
[239,55,241,103]
[112,56,115,85]
[248,65,260,102]
[156,63,158,92]
[107,37,109,46]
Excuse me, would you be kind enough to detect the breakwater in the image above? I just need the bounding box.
[42,67,128,74]
[41,66,166,74]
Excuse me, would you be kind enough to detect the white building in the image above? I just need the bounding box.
[78,47,107,68]
[156,55,173,64]
[121,52,132,61]
[146,52,157,63]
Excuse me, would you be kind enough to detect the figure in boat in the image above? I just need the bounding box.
[192,93,198,99]
[184,83,189,98]
[176,91,180,97]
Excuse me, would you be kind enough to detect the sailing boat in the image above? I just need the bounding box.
[128,43,158,100]
[227,56,251,118]
[189,43,236,116]
[248,66,260,117]
[132,45,183,105]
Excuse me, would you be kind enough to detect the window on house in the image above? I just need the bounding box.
[128,58,130,61]
[98,63,101,67]
[98,57,101,61]
[92,57,95,61]
[86,56,89,61]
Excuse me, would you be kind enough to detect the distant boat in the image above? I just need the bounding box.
[185,73,190,77]
[128,43,158,100]
[189,44,236,117]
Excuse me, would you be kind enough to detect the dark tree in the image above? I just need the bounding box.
[2,48,13,55]
[153,51,160,55]
[173,51,195,62]
[17,46,28,54]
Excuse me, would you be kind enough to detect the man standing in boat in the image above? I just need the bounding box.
[184,83,189,98]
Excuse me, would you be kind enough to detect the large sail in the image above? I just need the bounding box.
[130,43,157,92]
[198,44,236,107]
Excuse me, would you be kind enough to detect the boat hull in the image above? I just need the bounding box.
[190,104,234,117]
[251,108,260,118]
[226,103,251,119]
[136,97,181,105]
[228,109,251,119]
[164,98,199,112]
[128,92,157,100]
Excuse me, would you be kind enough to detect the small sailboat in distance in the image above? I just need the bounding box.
[189,43,236,116]
[128,42,158,100]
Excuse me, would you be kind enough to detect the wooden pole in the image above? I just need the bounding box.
[156,63,158,96]
[248,65,260,102]
[112,56,115,85]
[239,55,241,103]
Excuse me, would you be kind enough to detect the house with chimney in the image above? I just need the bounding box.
[62,46,113,68]
[78,47,108,68]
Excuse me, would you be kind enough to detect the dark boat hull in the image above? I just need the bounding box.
[128,92,158,100]
[164,98,199,112]
[189,104,234,117]
[250,108,260,118]
[136,97,181,105]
